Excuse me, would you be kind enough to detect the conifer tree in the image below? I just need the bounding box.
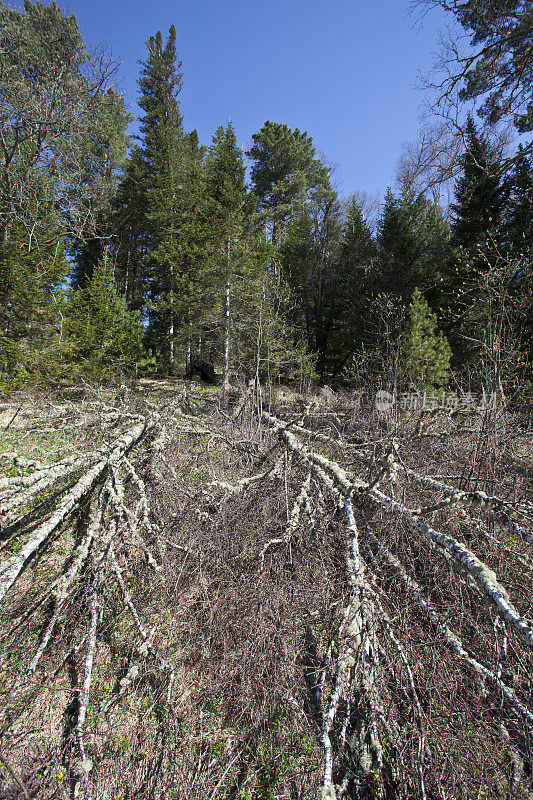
[204,123,269,387]
[66,254,142,379]
[378,188,452,303]
[441,118,512,369]
[280,190,343,379]
[138,26,183,372]
[0,1,129,249]
[247,121,332,251]
[0,213,69,382]
[506,145,533,257]
[69,88,132,291]
[401,288,452,388]
[204,123,245,389]
[329,198,378,375]
[134,26,206,374]
[450,116,508,251]
[0,0,129,380]
[112,146,153,313]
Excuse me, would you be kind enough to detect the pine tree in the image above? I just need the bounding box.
[247,121,332,251]
[280,193,381,383]
[426,0,533,138]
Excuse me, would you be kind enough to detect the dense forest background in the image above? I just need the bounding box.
[1,0,531,398]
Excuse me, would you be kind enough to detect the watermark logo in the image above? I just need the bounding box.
[374,390,498,413]
[374,390,395,412]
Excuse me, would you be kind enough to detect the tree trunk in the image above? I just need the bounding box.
[169,262,175,375]
[169,312,175,375]
[223,236,231,393]
[186,322,192,378]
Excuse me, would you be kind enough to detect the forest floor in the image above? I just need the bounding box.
[0,379,532,800]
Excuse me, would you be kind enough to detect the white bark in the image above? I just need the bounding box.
[223,256,231,393]
[27,487,108,674]
[76,589,98,800]
[259,474,311,569]
[263,412,533,650]
[0,423,146,604]
[369,485,533,649]
[210,460,282,497]
[0,449,103,492]
[401,466,533,545]
[363,523,533,729]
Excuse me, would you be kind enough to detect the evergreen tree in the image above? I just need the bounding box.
[204,123,278,386]
[133,26,206,373]
[425,0,533,138]
[329,198,378,376]
[0,213,69,382]
[0,1,129,247]
[0,0,130,380]
[506,145,533,257]
[450,116,508,251]
[139,26,184,372]
[112,146,153,314]
[69,88,132,290]
[440,118,513,369]
[378,188,452,303]
[204,123,247,388]
[66,254,142,379]
[280,191,343,380]
[247,121,332,250]
[401,288,452,388]
[281,194,382,382]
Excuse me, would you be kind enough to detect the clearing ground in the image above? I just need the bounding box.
[0,380,532,799]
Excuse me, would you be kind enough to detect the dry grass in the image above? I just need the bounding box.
[0,382,531,799]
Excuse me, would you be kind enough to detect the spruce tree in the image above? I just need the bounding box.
[205,123,262,388]
[378,188,452,303]
[506,146,533,257]
[66,254,142,380]
[401,288,451,388]
[133,26,206,373]
[330,198,377,376]
[69,88,132,291]
[280,190,345,380]
[139,26,184,372]
[442,118,513,371]
[450,116,508,251]
[112,146,153,313]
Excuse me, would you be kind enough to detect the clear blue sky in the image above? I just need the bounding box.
[65,0,449,198]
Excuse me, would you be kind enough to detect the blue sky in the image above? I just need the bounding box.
[63,0,450,199]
